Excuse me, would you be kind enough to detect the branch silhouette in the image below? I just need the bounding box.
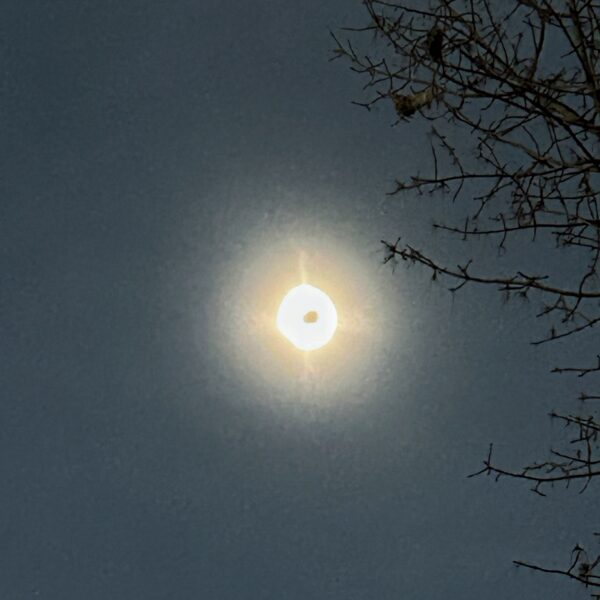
[335,0,600,595]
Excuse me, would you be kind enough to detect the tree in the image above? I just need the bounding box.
[333,0,600,595]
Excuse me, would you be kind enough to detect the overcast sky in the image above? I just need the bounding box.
[2,1,598,598]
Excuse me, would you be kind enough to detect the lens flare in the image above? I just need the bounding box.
[277,284,337,351]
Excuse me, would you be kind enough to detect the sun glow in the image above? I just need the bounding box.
[199,209,406,410]
[277,284,338,351]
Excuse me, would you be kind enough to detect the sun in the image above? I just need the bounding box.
[276,284,338,351]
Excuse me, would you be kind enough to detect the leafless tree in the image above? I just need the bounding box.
[333,0,600,594]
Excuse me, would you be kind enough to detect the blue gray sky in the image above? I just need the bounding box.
[1,1,597,598]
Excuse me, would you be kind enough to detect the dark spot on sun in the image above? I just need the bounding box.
[303,310,318,323]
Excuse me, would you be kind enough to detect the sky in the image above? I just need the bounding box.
[1,1,598,598]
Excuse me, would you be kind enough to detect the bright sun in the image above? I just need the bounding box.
[276,284,338,351]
